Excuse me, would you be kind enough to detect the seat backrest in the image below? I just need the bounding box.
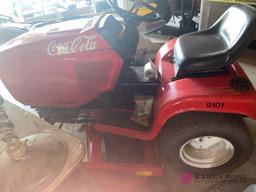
[211,4,256,64]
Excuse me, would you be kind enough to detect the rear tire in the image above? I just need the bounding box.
[160,112,253,174]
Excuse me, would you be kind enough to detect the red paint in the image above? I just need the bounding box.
[1,19,256,142]
[155,38,177,83]
[96,40,256,140]
[0,16,123,108]
[1,17,255,178]
[81,162,164,176]
[83,126,164,176]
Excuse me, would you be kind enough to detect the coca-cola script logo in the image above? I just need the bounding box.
[47,34,97,56]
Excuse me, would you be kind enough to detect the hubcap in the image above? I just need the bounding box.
[179,136,235,169]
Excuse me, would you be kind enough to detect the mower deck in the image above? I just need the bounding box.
[82,126,164,176]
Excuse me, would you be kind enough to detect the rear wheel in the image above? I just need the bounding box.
[160,112,253,174]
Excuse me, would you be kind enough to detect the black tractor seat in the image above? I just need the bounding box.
[173,4,256,78]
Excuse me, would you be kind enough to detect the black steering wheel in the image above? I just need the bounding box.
[106,0,161,23]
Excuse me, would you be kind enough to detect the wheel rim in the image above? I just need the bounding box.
[179,136,235,169]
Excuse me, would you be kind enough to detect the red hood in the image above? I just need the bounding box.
[0,16,101,52]
[0,15,124,108]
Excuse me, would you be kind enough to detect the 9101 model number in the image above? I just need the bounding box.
[206,102,224,109]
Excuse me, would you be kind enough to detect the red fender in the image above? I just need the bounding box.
[95,39,256,140]
[149,38,256,140]
[150,76,256,140]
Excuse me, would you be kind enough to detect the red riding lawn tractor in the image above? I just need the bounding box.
[0,1,256,176]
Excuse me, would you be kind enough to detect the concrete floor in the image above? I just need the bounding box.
[1,80,256,192]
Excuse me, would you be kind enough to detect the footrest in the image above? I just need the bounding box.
[82,126,164,176]
[98,109,149,131]
[95,109,153,139]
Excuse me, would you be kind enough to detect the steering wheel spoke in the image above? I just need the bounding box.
[135,8,140,14]
[142,2,158,12]
[106,0,161,23]
[129,5,136,12]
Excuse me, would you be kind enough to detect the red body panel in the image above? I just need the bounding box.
[82,125,164,176]
[155,38,177,83]
[0,16,123,107]
[95,39,256,140]
[1,20,256,141]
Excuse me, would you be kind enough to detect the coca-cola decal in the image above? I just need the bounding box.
[47,34,97,56]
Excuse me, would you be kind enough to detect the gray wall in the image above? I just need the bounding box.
[199,0,234,30]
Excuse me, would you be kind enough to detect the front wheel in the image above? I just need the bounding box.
[160,112,253,174]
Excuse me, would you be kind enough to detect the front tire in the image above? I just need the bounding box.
[160,112,253,174]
